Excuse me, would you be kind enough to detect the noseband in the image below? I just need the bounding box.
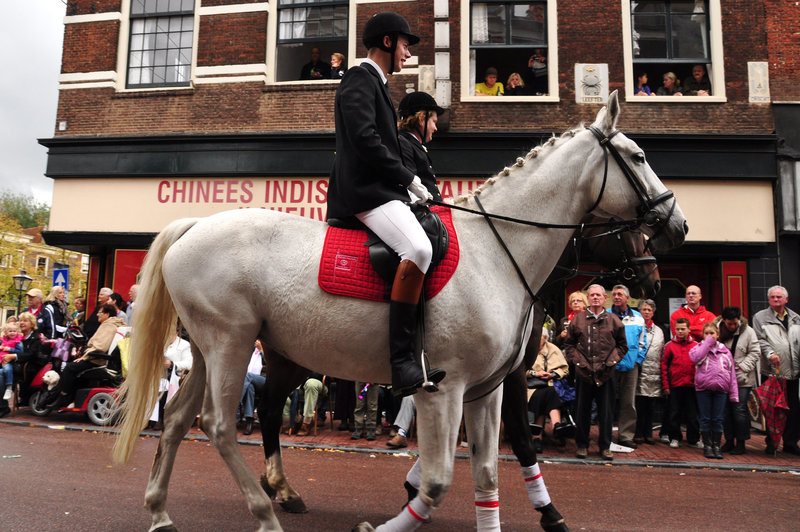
[587,125,677,250]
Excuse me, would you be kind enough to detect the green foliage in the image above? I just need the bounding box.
[0,190,50,229]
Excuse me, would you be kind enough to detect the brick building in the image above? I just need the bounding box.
[40,0,799,326]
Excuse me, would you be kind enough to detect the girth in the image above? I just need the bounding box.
[327,204,449,283]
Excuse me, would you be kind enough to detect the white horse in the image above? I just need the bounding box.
[113,92,687,532]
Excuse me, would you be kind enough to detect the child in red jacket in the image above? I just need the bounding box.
[661,318,700,448]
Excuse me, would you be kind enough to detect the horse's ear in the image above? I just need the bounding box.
[604,90,620,131]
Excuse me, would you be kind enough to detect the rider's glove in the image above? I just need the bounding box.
[408,176,433,204]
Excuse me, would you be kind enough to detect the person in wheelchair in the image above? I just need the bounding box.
[45,303,125,410]
[527,328,573,452]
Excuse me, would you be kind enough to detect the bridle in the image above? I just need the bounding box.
[428,125,677,301]
[586,125,677,252]
[550,223,659,289]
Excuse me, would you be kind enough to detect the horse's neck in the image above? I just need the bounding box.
[464,138,594,293]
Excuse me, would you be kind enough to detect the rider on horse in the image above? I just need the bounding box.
[327,12,445,397]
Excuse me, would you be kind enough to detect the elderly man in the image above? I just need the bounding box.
[565,284,628,461]
[752,286,800,455]
[670,284,716,342]
[608,284,646,449]
[82,287,113,339]
[127,284,139,327]
[25,288,44,316]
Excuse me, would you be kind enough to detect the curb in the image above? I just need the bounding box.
[3,417,799,475]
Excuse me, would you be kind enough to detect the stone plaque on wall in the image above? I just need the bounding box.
[748,61,770,103]
[575,64,608,104]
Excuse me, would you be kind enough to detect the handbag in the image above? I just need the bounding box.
[526,376,549,389]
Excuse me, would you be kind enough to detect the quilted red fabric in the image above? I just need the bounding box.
[318,206,460,302]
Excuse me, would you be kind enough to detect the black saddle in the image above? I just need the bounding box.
[328,204,449,283]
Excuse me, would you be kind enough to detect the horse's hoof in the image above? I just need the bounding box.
[279,496,308,514]
[152,526,179,532]
[538,502,569,532]
[351,522,375,532]
[259,474,277,498]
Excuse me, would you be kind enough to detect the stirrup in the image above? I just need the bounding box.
[420,349,440,393]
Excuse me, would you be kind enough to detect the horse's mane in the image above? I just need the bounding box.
[452,124,585,206]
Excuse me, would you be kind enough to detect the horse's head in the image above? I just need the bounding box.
[582,91,688,253]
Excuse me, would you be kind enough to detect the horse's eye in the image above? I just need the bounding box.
[632,153,646,164]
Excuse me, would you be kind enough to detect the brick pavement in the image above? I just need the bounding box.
[4,409,799,472]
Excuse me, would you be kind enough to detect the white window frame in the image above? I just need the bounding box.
[36,256,49,276]
[266,0,356,85]
[460,0,558,103]
[115,0,200,92]
[622,0,726,102]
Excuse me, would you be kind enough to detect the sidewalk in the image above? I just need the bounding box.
[4,410,799,473]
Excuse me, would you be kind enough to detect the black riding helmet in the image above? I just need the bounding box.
[362,12,419,75]
[398,92,445,145]
[398,91,445,120]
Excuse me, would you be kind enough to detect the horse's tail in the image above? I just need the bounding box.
[112,217,199,464]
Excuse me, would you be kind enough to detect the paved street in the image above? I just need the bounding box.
[2,411,799,531]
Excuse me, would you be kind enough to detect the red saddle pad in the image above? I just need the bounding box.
[318,206,459,302]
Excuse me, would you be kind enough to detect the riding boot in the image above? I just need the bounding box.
[701,431,714,459]
[711,431,723,459]
[389,260,445,398]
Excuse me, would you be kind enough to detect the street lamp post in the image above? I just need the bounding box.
[12,269,33,316]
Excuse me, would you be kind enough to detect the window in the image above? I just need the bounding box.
[275,0,348,82]
[0,254,11,268]
[624,0,725,99]
[36,256,48,276]
[464,0,557,100]
[127,0,194,88]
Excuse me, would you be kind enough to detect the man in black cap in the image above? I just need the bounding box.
[327,12,445,398]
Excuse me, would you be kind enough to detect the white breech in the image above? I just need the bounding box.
[356,200,432,273]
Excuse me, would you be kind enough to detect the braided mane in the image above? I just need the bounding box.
[452,125,584,206]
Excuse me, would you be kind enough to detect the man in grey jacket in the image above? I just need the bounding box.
[752,286,800,455]
[716,307,760,454]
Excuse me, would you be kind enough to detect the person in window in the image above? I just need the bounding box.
[504,72,528,96]
[326,12,445,398]
[475,67,504,96]
[330,52,346,79]
[299,47,331,80]
[522,49,548,95]
[682,64,711,96]
[633,71,655,96]
[656,72,683,96]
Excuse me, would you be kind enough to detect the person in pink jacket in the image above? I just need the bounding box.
[690,322,738,460]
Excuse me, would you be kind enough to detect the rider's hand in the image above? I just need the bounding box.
[408,176,433,204]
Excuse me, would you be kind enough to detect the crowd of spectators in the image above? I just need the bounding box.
[3,282,798,464]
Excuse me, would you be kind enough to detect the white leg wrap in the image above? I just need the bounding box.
[376,496,432,532]
[405,458,422,490]
[521,463,551,508]
[474,488,500,532]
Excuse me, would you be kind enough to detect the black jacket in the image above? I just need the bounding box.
[398,132,442,202]
[327,62,416,220]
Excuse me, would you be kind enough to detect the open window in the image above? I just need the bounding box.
[126,0,195,89]
[274,0,348,82]
[463,0,558,101]
[623,0,725,101]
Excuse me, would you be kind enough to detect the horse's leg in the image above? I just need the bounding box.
[463,386,504,532]
[258,352,310,513]
[143,343,207,532]
[354,388,462,532]
[501,365,568,532]
[200,346,282,532]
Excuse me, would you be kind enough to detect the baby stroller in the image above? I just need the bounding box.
[527,375,576,446]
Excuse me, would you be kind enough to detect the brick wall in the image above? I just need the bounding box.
[764,0,800,102]
[198,12,267,66]
[54,1,780,137]
[62,20,120,74]
[66,0,121,15]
